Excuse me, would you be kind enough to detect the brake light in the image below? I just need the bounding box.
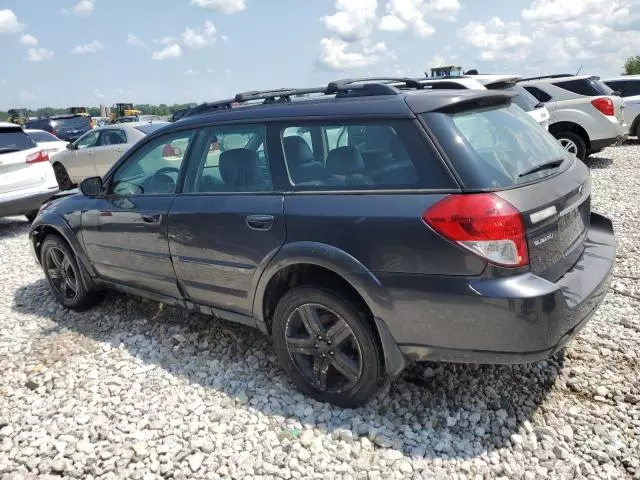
[422,193,529,267]
[591,97,614,116]
[25,150,49,164]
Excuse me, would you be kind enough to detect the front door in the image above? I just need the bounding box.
[93,128,128,177]
[168,124,286,315]
[67,130,100,183]
[82,128,197,298]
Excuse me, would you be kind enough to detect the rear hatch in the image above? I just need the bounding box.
[0,127,47,195]
[422,97,591,281]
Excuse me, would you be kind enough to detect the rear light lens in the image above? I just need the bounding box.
[422,193,529,267]
[25,150,49,164]
[591,97,614,116]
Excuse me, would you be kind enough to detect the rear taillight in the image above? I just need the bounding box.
[25,150,49,164]
[591,97,614,116]
[422,193,529,267]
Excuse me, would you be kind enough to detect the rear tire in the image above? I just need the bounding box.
[272,286,383,408]
[635,123,640,139]
[53,163,75,191]
[40,235,98,312]
[25,210,38,222]
[554,131,586,160]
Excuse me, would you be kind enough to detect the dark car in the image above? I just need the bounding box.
[26,115,93,142]
[29,78,616,407]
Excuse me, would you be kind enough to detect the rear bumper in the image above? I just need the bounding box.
[590,134,628,151]
[374,212,615,365]
[0,188,59,218]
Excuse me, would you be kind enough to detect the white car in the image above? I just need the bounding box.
[417,75,551,129]
[519,74,627,159]
[0,122,58,221]
[51,122,169,190]
[602,75,640,138]
[24,129,68,158]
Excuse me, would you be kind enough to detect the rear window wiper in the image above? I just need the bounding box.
[518,158,564,178]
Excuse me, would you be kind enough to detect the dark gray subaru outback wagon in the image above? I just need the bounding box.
[29,78,616,407]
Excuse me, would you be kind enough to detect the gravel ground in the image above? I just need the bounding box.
[1,142,639,480]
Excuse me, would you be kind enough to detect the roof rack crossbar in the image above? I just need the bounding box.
[518,74,574,82]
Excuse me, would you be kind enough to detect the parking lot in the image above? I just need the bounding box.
[0,143,639,479]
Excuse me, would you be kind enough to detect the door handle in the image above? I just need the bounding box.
[142,214,161,224]
[246,214,274,231]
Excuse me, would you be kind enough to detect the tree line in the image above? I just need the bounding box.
[0,103,197,121]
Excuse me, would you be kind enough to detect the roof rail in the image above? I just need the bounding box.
[518,74,575,82]
[327,77,425,94]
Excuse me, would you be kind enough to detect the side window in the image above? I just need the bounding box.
[523,86,553,103]
[98,129,127,146]
[76,130,100,149]
[189,124,272,193]
[111,130,194,196]
[552,79,597,96]
[281,121,451,190]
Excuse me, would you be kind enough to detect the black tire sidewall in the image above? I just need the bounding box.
[41,236,89,310]
[554,131,587,160]
[272,286,383,408]
[53,163,73,191]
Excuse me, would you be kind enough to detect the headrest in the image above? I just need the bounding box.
[283,136,314,166]
[219,148,262,190]
[325,146,364,175]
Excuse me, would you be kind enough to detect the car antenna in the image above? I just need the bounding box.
[575,65,583,76]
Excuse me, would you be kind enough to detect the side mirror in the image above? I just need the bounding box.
[80,176,103,197]
[66,143,75,150]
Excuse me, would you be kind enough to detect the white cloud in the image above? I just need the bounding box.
[423,0,461,21]
[0,9,25,34]
[378,0,435,37]
[155,36,177,45]
[71,40,104,54]
[522,0,609,24]
[221,34,229,43]
[152,43,182,60]
[322,0,378,42]
[458,17,532,61]
[181,20,217,49]
[72,0,96,16]
[184,69,199,75]
[317,37,390,69]
[190,0,245,14]
[126,33,146,48]
[20,34,38,46]
[26,48,54,62]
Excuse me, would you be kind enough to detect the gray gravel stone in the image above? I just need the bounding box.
[1,143,639,479]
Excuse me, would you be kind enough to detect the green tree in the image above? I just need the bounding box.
[623,56,640,75]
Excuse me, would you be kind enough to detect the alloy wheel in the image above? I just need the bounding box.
[45,247,79,301]
[285,303,363,393]
[559,138,578,155]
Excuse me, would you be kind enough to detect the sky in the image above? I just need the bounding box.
[1,0,639,109]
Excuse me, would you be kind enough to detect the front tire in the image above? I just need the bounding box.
[272,286,383,408]
[41,236,97,311]
[53,163,75,191]
[554,131,587,160]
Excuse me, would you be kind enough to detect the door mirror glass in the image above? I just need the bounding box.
[80,176,103,197]
[66,143,75,150]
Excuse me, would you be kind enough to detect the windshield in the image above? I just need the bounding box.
[422,103,569,189]
[26,130,60,142]
[134,123,170,135]
[0,129,37,153]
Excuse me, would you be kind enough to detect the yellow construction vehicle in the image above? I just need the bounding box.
[7,108,29,126]
[68,107,89,116]
[109,103,142,122]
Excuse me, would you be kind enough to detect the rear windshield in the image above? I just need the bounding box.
[487,83,539,111]
[422,103,569,189]
[54,116,90,128]
[25,119,50,129]
[0,129,37,153]
[134,123,169,135]
[553,77,613,96]
[26,130,60,142]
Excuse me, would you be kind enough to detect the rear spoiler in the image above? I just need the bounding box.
[432,92,515,114]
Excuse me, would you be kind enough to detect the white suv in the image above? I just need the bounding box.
[602,75,640,138]
[418,75,551,129]
[518,75,627,159]
[0,122,59,221]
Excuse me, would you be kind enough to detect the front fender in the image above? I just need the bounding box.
[30,211,98,289]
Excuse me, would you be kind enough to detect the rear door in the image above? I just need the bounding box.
[0,127,43,194]
[93,128,129,177]
[168,123,285,316]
